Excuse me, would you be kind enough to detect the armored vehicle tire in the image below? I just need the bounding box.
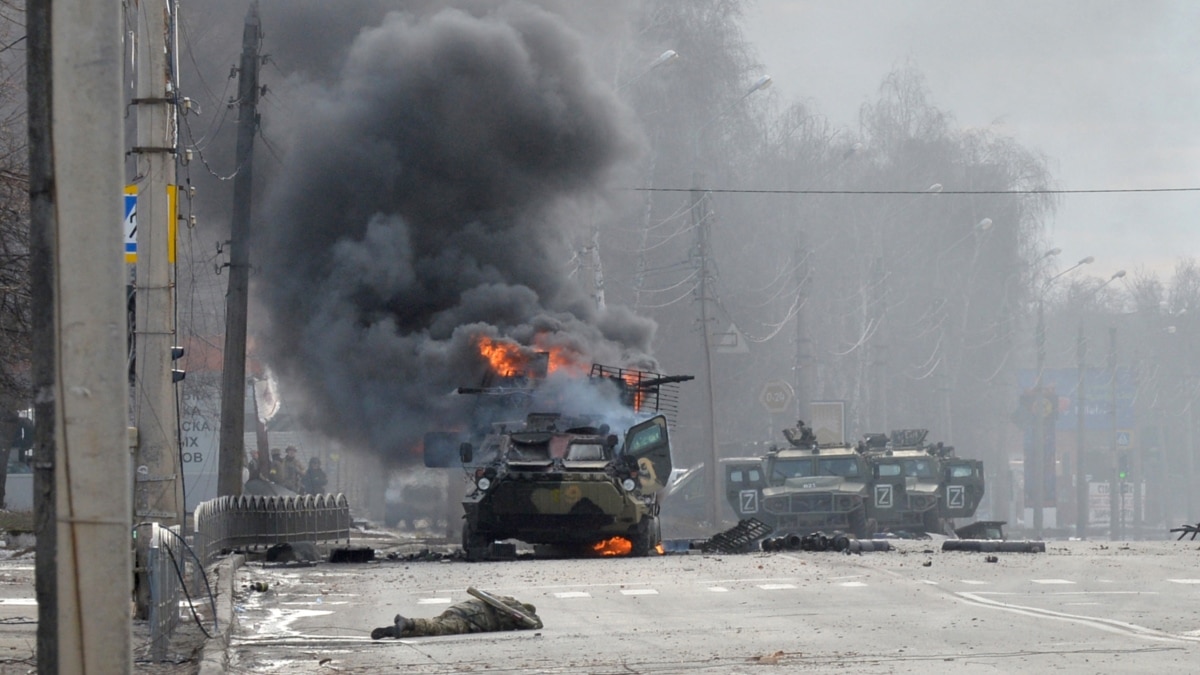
[922,509,942,535]
[848,508,869,539]
[631,516,660,557]
[462,521,492,562]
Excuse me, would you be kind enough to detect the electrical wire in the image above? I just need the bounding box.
[632,185,1200,195]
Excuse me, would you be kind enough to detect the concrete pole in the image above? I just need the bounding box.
[1033,299,1045,537]
[132,0,182,527]
[693,175,721,529]
[28,0,131,670]
[217,3,261,496]
[1076,321,1088,538]
[793,239,812,425]
[1109,327,1119,540]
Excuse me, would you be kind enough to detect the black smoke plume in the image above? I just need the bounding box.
[255,3,655,461]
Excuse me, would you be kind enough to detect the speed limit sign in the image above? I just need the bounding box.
[759,380,794,414]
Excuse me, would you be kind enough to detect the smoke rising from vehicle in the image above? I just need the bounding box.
[254,3,656,461]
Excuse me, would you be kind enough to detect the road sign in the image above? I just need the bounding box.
[124,185,137,263]
[1116,430,1132,447]
[759,380,793,415]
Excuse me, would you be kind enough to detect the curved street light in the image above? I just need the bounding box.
[1075,269,1126,539]
[694,74,773,528]
[1032,254,1094,538]
[617,49,680,92]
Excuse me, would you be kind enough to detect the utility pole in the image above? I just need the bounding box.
[1033,299,1046,538]
[29,0,131,669]
[132,0,183,530]
[793,239,811,425]
[1076,322,1087,538]
[693,174,721,528]
[218,3,262,496]
[1108,326,1119,540]
[870,257,889,434]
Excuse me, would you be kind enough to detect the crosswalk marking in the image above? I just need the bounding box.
[1032,579,1076,585]
[554,591,591,598]
[417,598,451,605]
[1167,579,1200,584]
[757,583,797,590]
[840,581,868,587]
[620,589,659,596]
[707,586,730,593]
[960,580,989,585]
[919,580,939,585]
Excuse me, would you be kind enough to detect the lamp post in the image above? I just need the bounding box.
[1032,255,1094,537]
[1075,269,1125,539]
[582,49,681,310]
[617,49,679,92]
[696,74,772,529]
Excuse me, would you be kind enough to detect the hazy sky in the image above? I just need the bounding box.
[744,0,1199,282]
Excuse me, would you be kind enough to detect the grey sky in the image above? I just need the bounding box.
[744,0,1199,281]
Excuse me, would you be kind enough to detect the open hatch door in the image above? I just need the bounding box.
[624,415,671,494]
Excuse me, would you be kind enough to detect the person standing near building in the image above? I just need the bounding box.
[282,446,304,493]
[302,456,327,495]
[268,448,284,485]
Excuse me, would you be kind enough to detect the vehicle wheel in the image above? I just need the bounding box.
[848,508,869,539]
[461,520,491,562]
[631,516,660,557]
[865,518,878,539]
[922,509,942,535]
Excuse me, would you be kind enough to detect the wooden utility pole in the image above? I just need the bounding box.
[29,0,132,670]
[218,3,261,496]
[132,0,183,528]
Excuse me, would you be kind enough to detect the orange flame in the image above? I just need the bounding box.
[532,334,589,376]
[591,536,633,557]
[654,543,665,555]
[622,372,645,412]
[478,337,526,377]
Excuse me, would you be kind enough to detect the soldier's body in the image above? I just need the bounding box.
[370,594,542,639]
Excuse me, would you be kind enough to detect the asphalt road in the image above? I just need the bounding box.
[218,537,1200,674]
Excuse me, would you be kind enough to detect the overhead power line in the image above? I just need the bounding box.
[631,186,1200,195]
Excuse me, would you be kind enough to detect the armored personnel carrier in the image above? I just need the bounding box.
[723,422,873,538]
[858,429,985,535]
[458,411,672,560]
[429,360,691,560]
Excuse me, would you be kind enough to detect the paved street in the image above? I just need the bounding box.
[220,538,1200,673]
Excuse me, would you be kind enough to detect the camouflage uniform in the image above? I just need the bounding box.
[372,596,542,639]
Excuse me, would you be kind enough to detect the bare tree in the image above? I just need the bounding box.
[0,0,29,507]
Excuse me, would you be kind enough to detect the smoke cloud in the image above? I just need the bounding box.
[255,3,656,461]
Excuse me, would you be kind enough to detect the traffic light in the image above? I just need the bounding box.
[1117,452,1129,481]
[171,346,186,383]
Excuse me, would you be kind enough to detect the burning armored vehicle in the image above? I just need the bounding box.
[458,409,672,560]
[425,351,692,560]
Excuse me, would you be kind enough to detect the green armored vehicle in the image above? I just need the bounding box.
[859,429,985,535]
[723,422,873,538]
[458,411,672,560]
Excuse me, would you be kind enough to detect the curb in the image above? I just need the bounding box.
[198,554,243,675]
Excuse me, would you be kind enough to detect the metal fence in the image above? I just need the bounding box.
[145,522,185,662]
[193,493,353,565]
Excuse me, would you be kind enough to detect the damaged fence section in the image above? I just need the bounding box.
[193,493,353,565]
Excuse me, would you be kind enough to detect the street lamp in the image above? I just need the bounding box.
[1032,255,1094,537]
[1075,269,1125,539]
[617,49,680,92]
[695,75,772,529]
